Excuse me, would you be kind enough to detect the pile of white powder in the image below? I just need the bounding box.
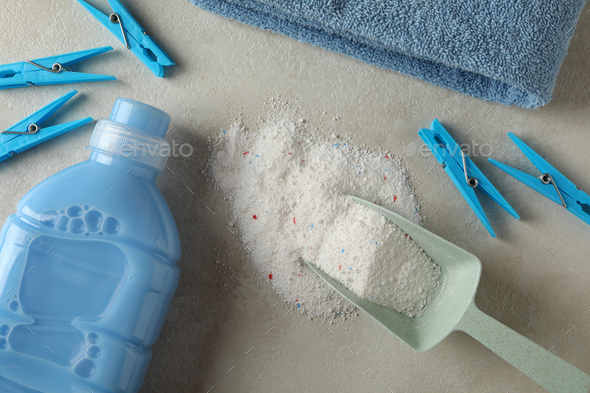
[207,114,441,318]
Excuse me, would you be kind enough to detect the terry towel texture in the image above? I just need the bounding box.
[189,0,586,108]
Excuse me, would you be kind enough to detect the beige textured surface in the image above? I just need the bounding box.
[1,1,589,392]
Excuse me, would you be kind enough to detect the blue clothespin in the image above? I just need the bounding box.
[76,0,175,77]
[489,133,590,226]
[0,47,116,90]
[419,119,520,237]
[0,90,92,163]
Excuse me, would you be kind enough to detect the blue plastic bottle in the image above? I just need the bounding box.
[0,99,181,393]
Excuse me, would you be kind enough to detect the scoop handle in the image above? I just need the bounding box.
[456,301,590,393]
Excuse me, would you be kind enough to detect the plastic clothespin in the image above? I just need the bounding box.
[489,133,590,226]
[76,0,175,77]
[419,119,520,237]
[0,90,92,163]
[0,47,116,90]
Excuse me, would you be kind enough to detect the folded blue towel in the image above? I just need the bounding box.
[188,0,586,108]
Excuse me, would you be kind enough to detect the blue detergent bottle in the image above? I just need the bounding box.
[0,98,181,393]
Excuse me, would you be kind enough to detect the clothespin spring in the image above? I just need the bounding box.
[1,124,41,135]
[539,173,566,208]
[461,151,479,188]
[109,13,130,49]
[25,60,63,73]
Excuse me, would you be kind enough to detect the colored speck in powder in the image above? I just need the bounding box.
[255,154,259,157]
[223,130,226,133]
[385,169,388,172]
[385,155,389,158]
[249,161,252,164]
[341,249,345,253]
[297,303,300,308]
[349,267,352,270]
[394,195,397,202]
[384,176,387,180]
[293,217,296,224]
[253,215,257,219]
[288,152,293,155]
[311,224,314,227]
[339,265,342,270]
[243,151,249,156]
[268,273,273,279]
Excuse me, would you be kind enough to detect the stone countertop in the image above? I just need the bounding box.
[1,1,589,392]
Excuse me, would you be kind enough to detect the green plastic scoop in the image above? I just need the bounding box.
[305,196,590,393]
